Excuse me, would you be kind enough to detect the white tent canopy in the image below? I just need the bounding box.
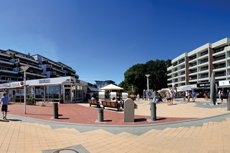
[99,84,124,90]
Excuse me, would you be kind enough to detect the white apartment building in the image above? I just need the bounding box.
[167,38,230,88]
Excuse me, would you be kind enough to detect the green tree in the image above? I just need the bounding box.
[119,59,171,96]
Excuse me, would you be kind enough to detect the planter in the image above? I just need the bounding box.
[26,101,36,105]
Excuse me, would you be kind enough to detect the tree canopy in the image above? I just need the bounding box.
[119,59,171,95]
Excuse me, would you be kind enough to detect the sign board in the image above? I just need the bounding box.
[39,79,50,83]
[11,82,21,87]
[219,80,230,86]
[0,84,10,88]
[197,82,210,88]
[146,91,153,98]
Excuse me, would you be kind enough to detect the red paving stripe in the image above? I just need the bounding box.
[7,103,196,125]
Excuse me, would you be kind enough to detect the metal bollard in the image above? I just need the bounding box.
[53,103,58,119]
[98,108,104,122]
[227,98,230,111]
[150,102,157,121]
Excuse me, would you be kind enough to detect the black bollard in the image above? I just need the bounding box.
[53,103,58,119]
[98,108,104,122]
[227,98,230,111]
[150,102,157,121]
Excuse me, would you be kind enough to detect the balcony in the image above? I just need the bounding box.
[23,71,46,78]
[0,52,11,58]
[15,54,38,63]
[199,51,208,57]
[20,62,42,71]
[0,69,18,74]
[214,47,225,54]
[50,66,65,74]
[0,59,14,65]
[214,55,226,61]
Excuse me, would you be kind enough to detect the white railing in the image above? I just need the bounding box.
[0,60,14,65]
[20,62,42,70]
[15,54,38,63]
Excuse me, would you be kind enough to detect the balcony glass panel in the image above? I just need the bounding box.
[173,63,177,66]
[190,70,197,73]
[179,65,185,70]
[190,63,197,67]
[216,73,226,77]
[189,56,196,61]
[215,64,226,69]
[200,59,208,64]
[179,59,185,64]
[200,66,208,71]
[214,47,225,53]
[214,55,225,61]
[199,51,208,57]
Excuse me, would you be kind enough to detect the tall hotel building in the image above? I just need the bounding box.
[167,38,230,89]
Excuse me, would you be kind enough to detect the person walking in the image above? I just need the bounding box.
[218,90,221,102]
[192,90,196,102]
[153,90,158,103]
[0,93,9,120]
[137,93,140,101]
[221,91,223,102]
[166,92,171,106]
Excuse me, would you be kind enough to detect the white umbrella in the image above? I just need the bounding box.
[99,84,124,90]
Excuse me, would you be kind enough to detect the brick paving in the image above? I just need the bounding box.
[7,103,195,125]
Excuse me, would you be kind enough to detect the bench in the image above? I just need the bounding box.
[88,99,100,108]
[101,101,120,110]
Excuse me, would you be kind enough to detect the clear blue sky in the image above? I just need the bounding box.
[1,0,230,85]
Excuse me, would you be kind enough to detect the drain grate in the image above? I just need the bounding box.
[53,149,79,153]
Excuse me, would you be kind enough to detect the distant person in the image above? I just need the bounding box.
[218,90,221,102]
[112,97,120,110]
[91,95,96,100]
[192,90,196,102]
[137,93,140,101]
[0,93,9,120]
[227,90,229,102]
[205,91,208,101]
[221,91,223,102]
[153,90,158,103]
[166,92,171,106]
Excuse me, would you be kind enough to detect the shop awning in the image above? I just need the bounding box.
[88,87,101,92]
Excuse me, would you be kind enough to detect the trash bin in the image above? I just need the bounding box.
[98,108,104,122]
[53,103,58,119]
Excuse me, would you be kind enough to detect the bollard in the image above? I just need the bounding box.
[227,98,230,111]
[150,102,157,121]
[53,103,58,119]
[98,108,104,122]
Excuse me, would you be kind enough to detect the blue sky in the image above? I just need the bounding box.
[0,0,230,85]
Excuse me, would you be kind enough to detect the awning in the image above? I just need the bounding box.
[88,87,101,92]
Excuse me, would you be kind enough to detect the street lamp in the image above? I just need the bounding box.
[145,74,150,104]
[132,85,133,91]
[21,66,29,114]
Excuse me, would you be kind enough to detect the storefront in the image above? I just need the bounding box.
[0,76,85,103]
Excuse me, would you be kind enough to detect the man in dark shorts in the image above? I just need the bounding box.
[0,93,9,120]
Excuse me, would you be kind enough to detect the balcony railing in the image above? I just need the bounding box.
[214,56,225,61]
[180,73,185,75]
[216,73,226,77]
[214,47,225,53]
[200,67,208,71]
[179,60,185,64]
[190,63,197,67]
[199,51,208,57]
[199,59,208,64]
[189,56,197,61]
[190,70,197,74]
[215,65,226,69]
[199,76,208,79]
[0,60,14,65]
[179,66,185,70]
[190,77,197,80]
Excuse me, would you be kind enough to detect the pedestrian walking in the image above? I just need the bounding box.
[166,92,171,106]
[0,93,9,120]
[153,90,158,103]
[137,93,140,101]
[192,90,196,102]
[221,91,223,102]
[218,90,221,102]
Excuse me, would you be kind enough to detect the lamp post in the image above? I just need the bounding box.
[21,66,29,114]
[145,74,150,104]
[132,85,133,92]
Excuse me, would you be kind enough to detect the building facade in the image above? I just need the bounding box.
[167,38,230,88]
[0,49,79,83]
[95,80,115,89]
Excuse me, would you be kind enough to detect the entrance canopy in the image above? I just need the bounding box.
[99,84,124,90]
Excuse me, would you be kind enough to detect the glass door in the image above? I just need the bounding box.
[65,89,71,102]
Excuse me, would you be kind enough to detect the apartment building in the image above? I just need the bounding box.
[0,49,79,83]
[167,38,230,88]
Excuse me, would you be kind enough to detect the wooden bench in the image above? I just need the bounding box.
[88,99,100,108]
[101,101,120,110]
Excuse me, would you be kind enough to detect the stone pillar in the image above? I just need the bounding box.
[124,98,135,122]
